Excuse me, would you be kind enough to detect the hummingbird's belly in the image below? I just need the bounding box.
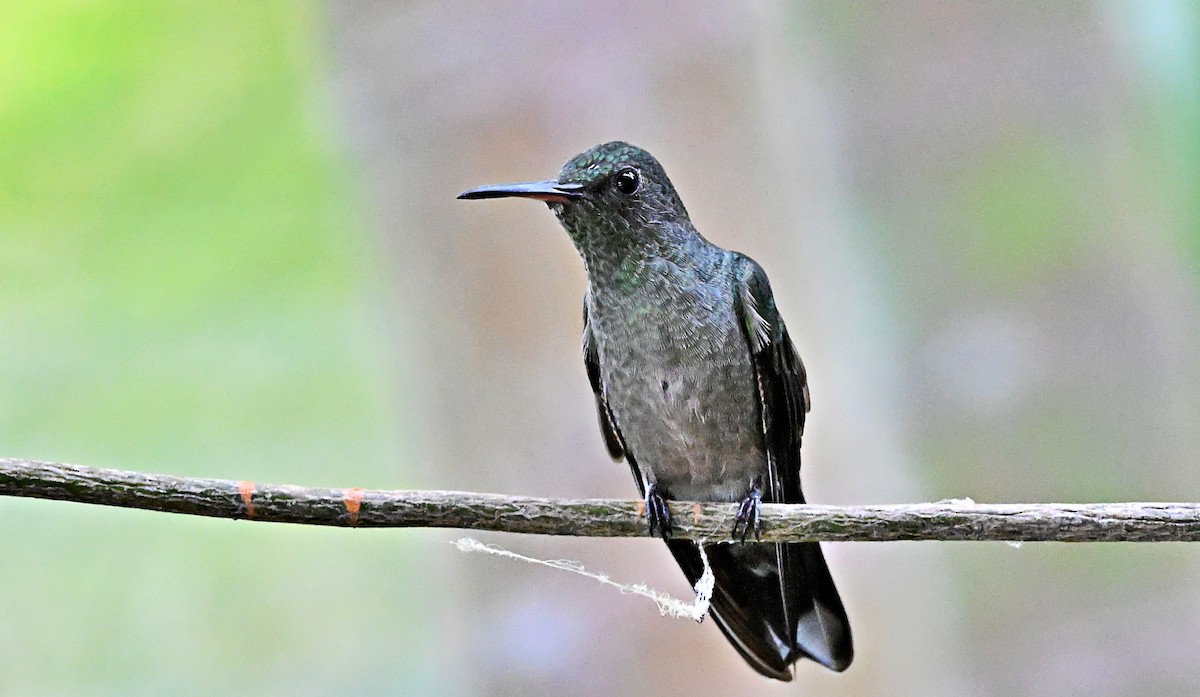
[594,285,768,503]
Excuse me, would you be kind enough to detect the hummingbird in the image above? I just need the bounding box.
[458,142,852,680]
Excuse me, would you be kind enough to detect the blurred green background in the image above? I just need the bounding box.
[1,2,445,695]
[2,2,1200,695]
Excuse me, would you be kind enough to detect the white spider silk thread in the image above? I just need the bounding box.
[452,537,714,622]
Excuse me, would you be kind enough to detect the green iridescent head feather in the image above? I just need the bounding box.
[558,141,665,184]
[555,141,691,224]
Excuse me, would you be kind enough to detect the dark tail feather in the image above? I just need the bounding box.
[666,539,853,680]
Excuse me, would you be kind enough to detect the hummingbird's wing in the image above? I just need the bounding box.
[583,296,646,494]
[732,255,810,503]
[726,253,853,673]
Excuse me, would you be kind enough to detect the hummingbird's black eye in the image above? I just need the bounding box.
[612,168,640,196]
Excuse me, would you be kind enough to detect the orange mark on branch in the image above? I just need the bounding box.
[344,488,365,526]
[635,500,646,518]
[692,503,703,525]
[237,481,256,518]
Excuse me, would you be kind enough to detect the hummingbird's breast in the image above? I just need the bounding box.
[589,250,767,502]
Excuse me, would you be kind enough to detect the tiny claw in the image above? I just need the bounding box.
[645,483,673,541]
[732,487,762,542]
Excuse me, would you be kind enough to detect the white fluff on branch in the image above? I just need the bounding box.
[453,536,714,622]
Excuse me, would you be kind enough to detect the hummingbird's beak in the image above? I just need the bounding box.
[457,180,585,203]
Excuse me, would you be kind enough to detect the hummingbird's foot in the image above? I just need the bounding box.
[732,487,763,542]
[645,483,673,541]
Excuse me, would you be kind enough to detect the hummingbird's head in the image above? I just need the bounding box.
[458,142,696,267]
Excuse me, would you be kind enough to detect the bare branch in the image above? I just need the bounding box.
[2,457,1198,542]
